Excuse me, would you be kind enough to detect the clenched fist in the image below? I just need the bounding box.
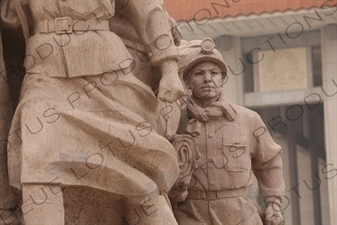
[158,59,185,103]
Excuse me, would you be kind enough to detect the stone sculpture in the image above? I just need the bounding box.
[109,0,183,140]
[0,26,21,225]
[170,38,285,225]
[0,0,184,224]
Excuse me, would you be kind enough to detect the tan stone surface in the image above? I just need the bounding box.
[0,25,22,225]
[258,47,308,92]
[109,0,183,140]
[170,38,285,225]
[0,0,184,224]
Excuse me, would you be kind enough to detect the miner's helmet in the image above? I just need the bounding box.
[182,37,227,80]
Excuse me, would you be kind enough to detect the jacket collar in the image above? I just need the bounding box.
[187,92,237,122]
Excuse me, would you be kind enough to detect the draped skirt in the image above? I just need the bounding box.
[7,70,179,205]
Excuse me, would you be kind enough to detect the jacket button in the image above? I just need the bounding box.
[210,203,215,208]
[208,158,213,162]
[210,181,215,186]
[208,133,213,138]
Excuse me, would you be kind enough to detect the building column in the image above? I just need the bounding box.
[321,24,337,225]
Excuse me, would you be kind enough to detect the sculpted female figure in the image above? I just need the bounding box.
[1,0,184,224]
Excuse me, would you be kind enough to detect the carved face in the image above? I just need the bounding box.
[184,61,223,103]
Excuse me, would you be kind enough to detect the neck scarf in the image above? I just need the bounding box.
[185,93,237,136]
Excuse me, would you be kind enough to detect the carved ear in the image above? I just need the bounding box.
[183,76,191,89]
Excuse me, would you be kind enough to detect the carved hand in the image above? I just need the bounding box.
[168,178,189,202]
[265,202,284,225]
[158,60,185,103]
[168,188,188,202]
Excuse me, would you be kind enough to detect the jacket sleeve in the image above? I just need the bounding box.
[116,0,179,66]
[251,112,285,207]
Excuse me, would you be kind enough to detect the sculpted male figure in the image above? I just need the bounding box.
[171,38,285,225]
[1,0,184,224]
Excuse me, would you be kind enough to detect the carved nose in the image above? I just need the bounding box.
[204,74,212,83]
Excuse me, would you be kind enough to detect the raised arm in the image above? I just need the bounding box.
[116,0,184,103]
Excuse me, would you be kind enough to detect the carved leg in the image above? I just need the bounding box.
[22,184,64,225]
[0,58,18,225]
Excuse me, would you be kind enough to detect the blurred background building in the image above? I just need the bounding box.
[165,0,337,224]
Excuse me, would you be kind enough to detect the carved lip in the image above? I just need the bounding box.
[200,85,215,89]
